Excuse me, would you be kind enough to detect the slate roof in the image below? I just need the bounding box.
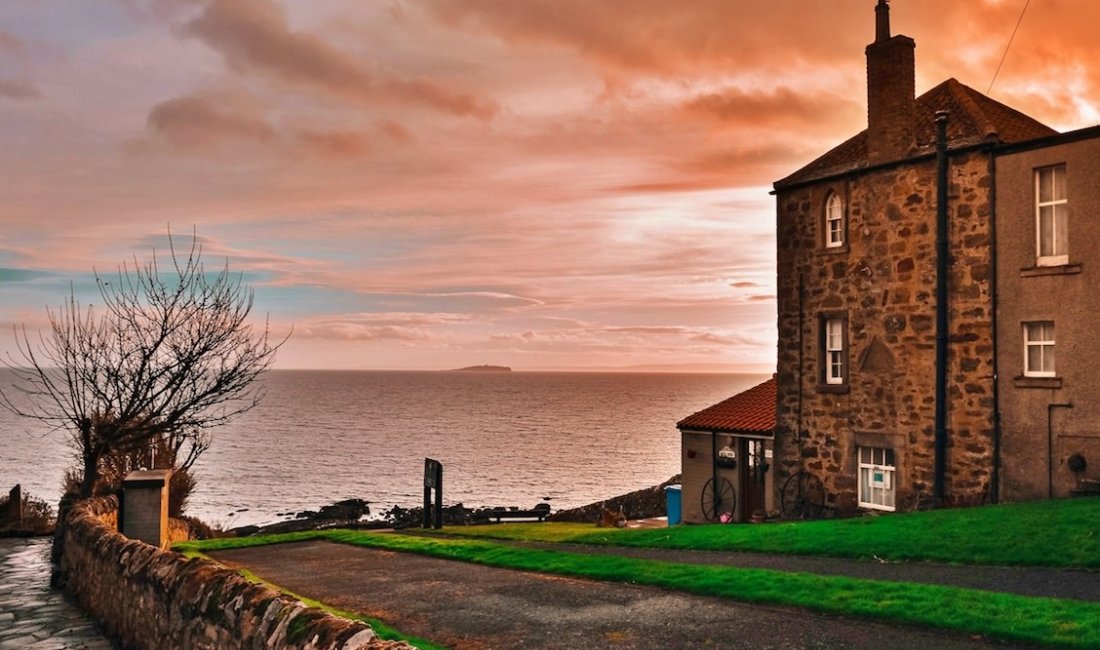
[677,377,775,435]
[774,78,1057,189]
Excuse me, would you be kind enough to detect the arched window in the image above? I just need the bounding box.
[824,193,844,248]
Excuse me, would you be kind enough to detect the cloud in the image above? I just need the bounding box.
[730,281,759,289]
[145,92,276,150]
[0,268,56,283]
[182,0,498,119]
[0,79,38,100]
[296,129,368,159]
[683,87,860,130]
[293,311,471,341]
[424,0,868,78]
[0,29,37,100]
[0,29,25,54]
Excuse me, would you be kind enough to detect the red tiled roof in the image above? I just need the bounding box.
[677,377,775,435]
[774,78,1057,188]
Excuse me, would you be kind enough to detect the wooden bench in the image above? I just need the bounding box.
[486,503,551,523]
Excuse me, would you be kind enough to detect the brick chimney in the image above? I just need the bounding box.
[866,0,916,163]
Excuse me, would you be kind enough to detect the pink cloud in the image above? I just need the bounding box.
[146,92,276,149]
[182,0,498,119]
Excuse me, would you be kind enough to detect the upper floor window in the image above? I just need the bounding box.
[823,317,846,384]
[824,193,844,248]
[1036,164,1068,266]
[1023,321,1055,377]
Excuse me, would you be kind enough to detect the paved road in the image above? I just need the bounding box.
[0,537,115,650]
[211,540,1041,650]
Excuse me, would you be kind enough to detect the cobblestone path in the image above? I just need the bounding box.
[0,537,115,650]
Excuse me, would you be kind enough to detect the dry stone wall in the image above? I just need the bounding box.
[57,497,411,650]
[775,150,996,513]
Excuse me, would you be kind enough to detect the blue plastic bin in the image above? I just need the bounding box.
[664,484,682,526]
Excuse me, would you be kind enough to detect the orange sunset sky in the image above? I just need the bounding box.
[1,0,1097,371]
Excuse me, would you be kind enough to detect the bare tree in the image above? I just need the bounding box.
[1,234,285,498]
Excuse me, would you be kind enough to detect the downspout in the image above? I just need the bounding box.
[797,270,805,444]
[1047,403,1073,498]
[988,151,1001,504]
[934,111,950,504]
[711,422,718,510]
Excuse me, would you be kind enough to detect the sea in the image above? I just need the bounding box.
[0,370,767,528]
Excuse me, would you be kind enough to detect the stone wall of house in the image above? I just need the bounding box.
[775,150,996,514]
[57,496,411,650]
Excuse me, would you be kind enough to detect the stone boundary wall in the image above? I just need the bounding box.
[58,496,411,650]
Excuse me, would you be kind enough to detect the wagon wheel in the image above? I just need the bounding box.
[780,471,825,520]
[700,477,736,522]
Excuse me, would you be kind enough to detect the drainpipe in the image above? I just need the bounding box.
[988,151,1001,504]
[934,111,950,504]
[1047,403,1073,498]
[797,270,805,443]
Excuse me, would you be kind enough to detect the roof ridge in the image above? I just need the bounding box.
[943,78,998,139]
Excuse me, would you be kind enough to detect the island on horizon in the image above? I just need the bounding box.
[451,364,512,372]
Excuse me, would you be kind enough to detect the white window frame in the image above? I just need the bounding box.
[858,446,896,511]
[1023,321,1055,378]
[824,318,845,385]
[825,193,844,248]
[1035,165,1068,266]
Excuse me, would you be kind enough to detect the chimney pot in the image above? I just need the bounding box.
[875,0,891,42]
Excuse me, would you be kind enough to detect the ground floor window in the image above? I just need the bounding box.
[858,446,896,511]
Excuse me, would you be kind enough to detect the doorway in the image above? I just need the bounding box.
[739,438,768,521]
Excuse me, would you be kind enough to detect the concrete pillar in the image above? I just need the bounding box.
[120,470,171,548]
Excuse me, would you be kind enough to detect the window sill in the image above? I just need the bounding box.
[816,383,850,394]
[817,245,849,256]
[859,504,897,513]
[1013,376,1063,389]
[1021,263,1081,278]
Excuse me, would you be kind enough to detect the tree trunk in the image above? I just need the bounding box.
[80,451,99,498]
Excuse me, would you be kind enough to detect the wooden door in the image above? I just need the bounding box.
[740,438,767,521]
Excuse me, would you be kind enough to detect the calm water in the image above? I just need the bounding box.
[1,370,766,527]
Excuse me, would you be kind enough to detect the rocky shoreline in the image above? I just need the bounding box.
[547,475,680,522]
[227,476,680,537]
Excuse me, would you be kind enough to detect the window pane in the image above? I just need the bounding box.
[1039,168,1053,203]
[1054,165,1066,200]
[830,351,843,378]
[1044,344,1055,373]
[1028,345,1042,372]
[1039,206,1054,256]
[885,448,895,466]
[1055,205,1068,256]
[827,320,842,350]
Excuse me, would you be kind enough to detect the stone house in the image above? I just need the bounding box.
[771,0,1058,514]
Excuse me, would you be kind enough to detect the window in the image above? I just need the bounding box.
[858,446,896,511]
[824,318,846,384]
[824,193,844,248]
[1036,165,1068,266]
[1023,321,1055,377]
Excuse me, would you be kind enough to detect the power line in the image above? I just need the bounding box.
[988,0,1031,95]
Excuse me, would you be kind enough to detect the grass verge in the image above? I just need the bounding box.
[436,498,1100,568]
[180,530,1100,648]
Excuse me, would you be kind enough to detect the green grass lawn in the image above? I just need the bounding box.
[433,497,1100,568]
[180,528,1100,648]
